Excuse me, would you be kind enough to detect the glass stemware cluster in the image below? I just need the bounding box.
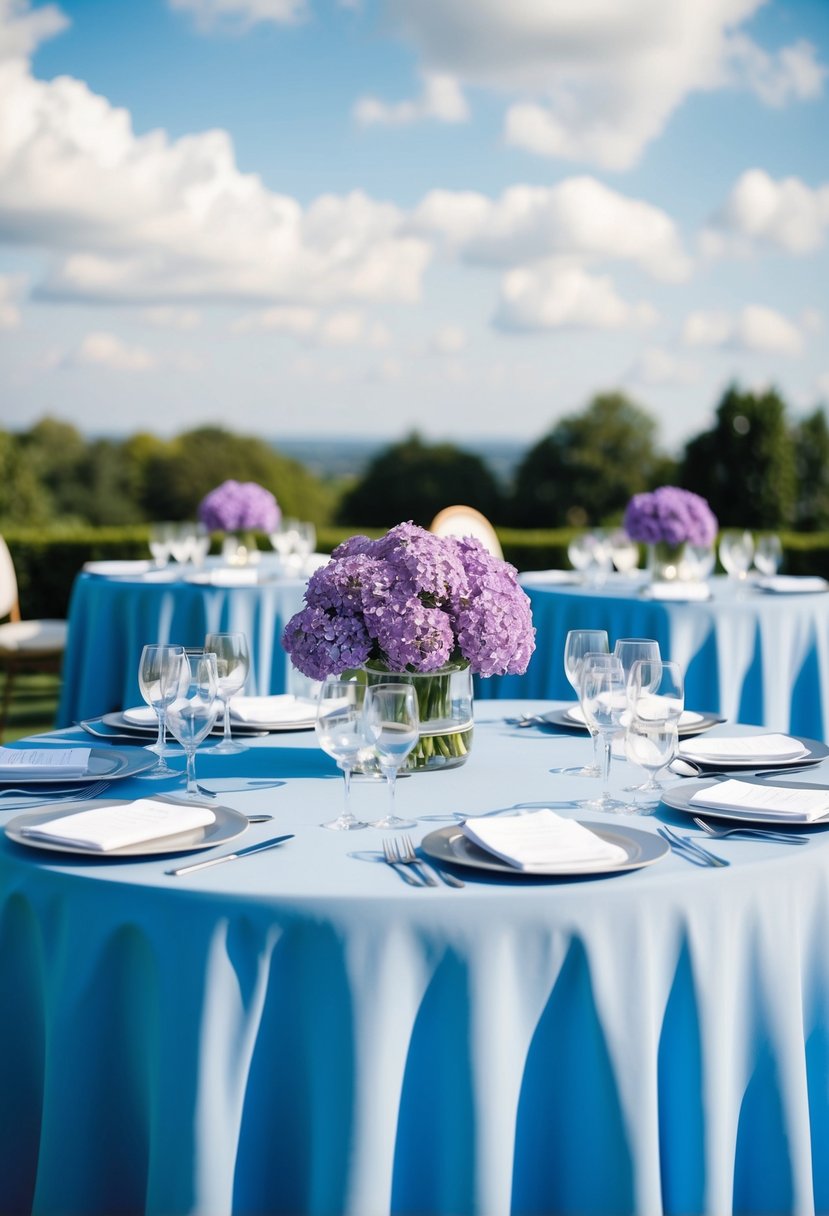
[567,529,641,584]
[148,522,210,568]
[314,674,420,831]
[564,630,685,813]
[269,518,317,574]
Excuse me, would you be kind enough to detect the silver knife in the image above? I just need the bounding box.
[166,833,294,876]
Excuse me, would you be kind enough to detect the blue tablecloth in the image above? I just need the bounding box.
[57,563,309,727]
[2,703,829,1215]
[480,574,829,740]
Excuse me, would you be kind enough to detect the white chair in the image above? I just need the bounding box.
[429,505,504,559]
[0,536,68,738]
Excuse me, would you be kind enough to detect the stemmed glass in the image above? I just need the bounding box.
[578,656,630,812]
[165,650,220,799]
[148,524,173,568]
[625,659,685,805]
[315,676,370,831]
[137,643,185,778]
[363,684,419,829]
[719,531,754,581]
[204,632,250,753]
[609,530,639,575]
[613,638,661,689]
[754,534,782,577]
[561,629,609,776]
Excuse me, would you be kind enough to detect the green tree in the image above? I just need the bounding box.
[679,385,796,528]
[0,429,49,525]
[337,433,503,528]
[793,407,829,531]
[510,392,672,527]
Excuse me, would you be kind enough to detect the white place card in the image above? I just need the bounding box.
[0,747,91,777]
[758,575,829,594]
[641,582,711,601]
[680,734,809,764]
[20,799,215,851]
[690,779,829,823]
[461,808,627,871]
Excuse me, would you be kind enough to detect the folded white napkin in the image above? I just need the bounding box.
[641,581,711,601]
[83,560,153,577]
[20,798,215,851]
[758,575,829,594]
[0,746,91,777]
[461,808,627,871]
[122,706,158,726]
[520,569,579,586]
[230,695,315,725]
[565,703,702,728]
[680,733,809,764]
[186,568,259,586]
[690,779,829,823]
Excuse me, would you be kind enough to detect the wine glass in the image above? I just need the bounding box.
[719,530,754,580]
[614,639,661,694]
[624,719,679,807]
[294,522,317,573]
[567,535,594,581]
[165,650,220,799]
[363,683,419,829]
[561,630,610,776]
[683,543,716,581]
[609,530,639,575]
[137,643,185,778]
[315,676,370,831]
[627,659,684,724]
[204,632,250,754]
[578,656,630,812]
[754,534,782,577]
[148,523,173,568]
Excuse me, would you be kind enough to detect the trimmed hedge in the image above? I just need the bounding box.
[5,525,829,620]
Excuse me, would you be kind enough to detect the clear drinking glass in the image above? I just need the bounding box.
[624,719,679,806]
[148,523,173,568]
[204,632,250,753]
[579,657,630,812]
[683,543,716,581]
[561,630,610,776]
[363,683,419,829]
[614,638,661,693]
[165,650,220,799]
[315,676,370,831]
[719,530,754,580]
[754,534,782,577]
[609,530,639,574]
[137,643,185,778]
[627,659,684,723]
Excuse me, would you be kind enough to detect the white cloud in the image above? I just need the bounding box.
[231,304,391,347]
[0,0,67,61]
[495,261,658,333]
[816,372,829,401]
[384,0,825,169]
[682,305,805,355]
[801,309,823,334]
[353,72,468,126]
[627,346,699,386]
[142,306,201,330]
[231,305,319,335]
[702,169,829,256]
[412,177,691,281]
[0,272,25,328]
[430,325,467,354]
[169,0,306,32]
[65,331,158,371]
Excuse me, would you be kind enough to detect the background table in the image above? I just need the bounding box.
[2,703,828,1215]
[57,561,309,727]
[480,574,829,740]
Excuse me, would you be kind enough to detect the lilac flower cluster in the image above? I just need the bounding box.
[623,486,718,547]
[282,521,536,680]
[197,480,280,532]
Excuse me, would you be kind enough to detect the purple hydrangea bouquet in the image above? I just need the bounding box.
[623,486,718,581]
[197,480,281,533]
[283,521,535,769]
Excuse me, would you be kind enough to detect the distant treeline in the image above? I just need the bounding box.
[3,383,828,532]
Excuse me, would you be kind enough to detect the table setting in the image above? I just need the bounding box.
[4,521,829,1216]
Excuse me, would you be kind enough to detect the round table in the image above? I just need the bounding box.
[56,560,310,727]
[2,702,828,1215]
[480,573,829,740]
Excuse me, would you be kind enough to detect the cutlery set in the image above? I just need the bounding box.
[382,835,464,887]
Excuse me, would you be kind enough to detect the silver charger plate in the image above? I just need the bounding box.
[677,735,829,771]
[420,820,668,877]
[0,747,156,785]
[4,799,249,857]
[660,776,829,828]
[539,705,725,739]
[103,709,314,736]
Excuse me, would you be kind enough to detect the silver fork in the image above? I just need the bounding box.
[382,837,425,886]
[691,816,808,845]
[658,825,729,867]
[0,778,113,806]
[399,834,464,887]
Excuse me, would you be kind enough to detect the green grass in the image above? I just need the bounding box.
[1,672,61,742]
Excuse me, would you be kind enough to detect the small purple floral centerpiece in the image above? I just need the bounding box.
[197,480,281,533]
[623,486,718,548]
[283,522,535,769]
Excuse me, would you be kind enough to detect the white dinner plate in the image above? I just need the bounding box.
[0,747,156,785]
[82,560,154,577]
[4,799,249,857]
[676,735,829,771]
[100,711,273,738]
[537,705,724,739]
[660,777,829,828]
[420,821,668,877]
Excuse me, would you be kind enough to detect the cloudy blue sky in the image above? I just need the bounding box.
[1,0,828,452]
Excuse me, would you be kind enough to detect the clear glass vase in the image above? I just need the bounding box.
[363,661,474,772]
[647,541,687,582]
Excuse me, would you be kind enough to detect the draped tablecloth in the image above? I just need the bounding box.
[56,562,310,727]
[478,574,829,740]
[1,702,829,1215]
